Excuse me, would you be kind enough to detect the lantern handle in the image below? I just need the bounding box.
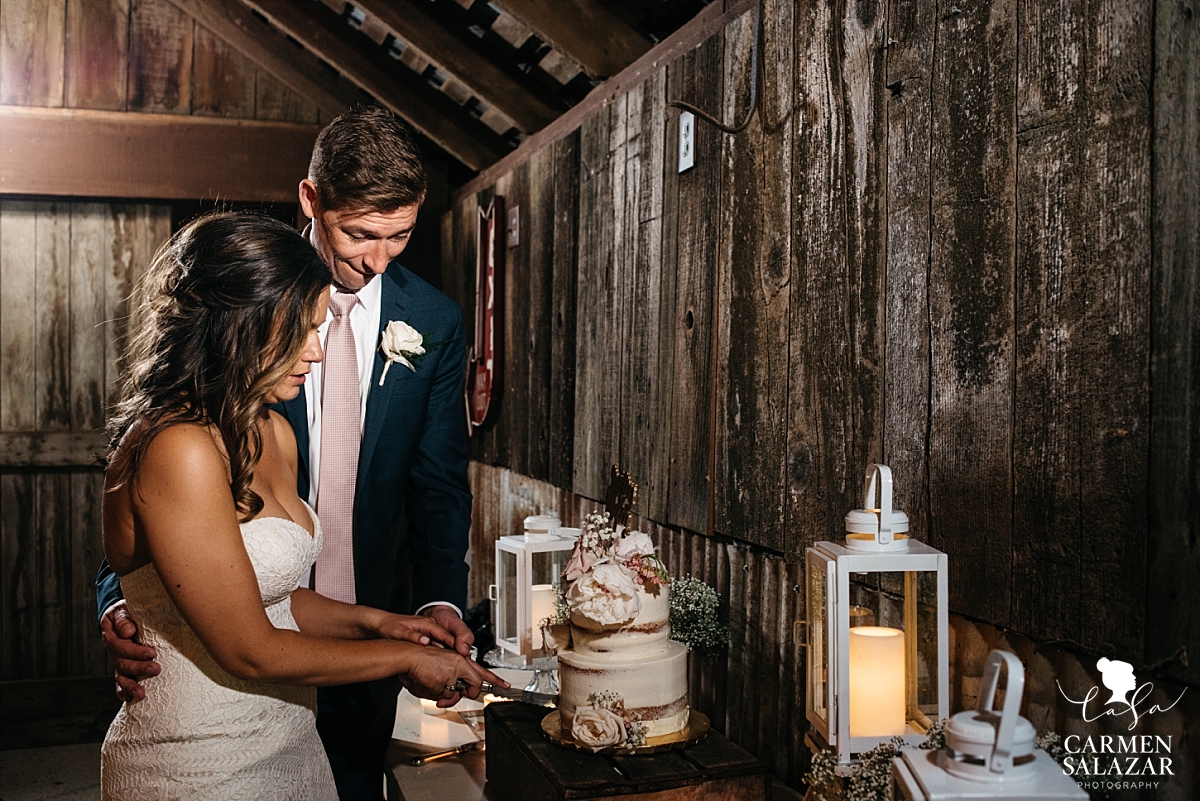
[862,464,894,545]
[977,649,1025,773]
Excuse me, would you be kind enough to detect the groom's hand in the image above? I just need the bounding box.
[376,613,457,649]
[100,603,160,703]
[421,604,474,657]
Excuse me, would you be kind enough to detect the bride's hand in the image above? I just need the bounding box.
[399,649,510,708]
[375,613,456,649]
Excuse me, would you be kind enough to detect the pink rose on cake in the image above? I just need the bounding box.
[570,706,626,751]
[561,538,597,583]
[567,563,641,625]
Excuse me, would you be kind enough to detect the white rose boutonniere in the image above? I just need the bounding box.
[378,320,428,385]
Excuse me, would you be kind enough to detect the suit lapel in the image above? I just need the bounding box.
[279,392,311,498]
[359,268,408,479]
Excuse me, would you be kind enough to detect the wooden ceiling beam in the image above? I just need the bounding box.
[0,106,318,202]
[353,0,559,132]
[489,0,650,80]
[164,0,358,119]
[237,0,508,171]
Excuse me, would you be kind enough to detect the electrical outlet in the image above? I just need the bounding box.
[678,110,695,173]
[506,204,520,248]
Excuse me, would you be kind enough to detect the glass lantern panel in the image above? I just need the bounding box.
[497,548,518,649]
[806,550,831,729]
[531,549,566,588]
[910,570,941,720]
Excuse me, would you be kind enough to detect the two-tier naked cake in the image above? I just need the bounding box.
[549,513,689,750]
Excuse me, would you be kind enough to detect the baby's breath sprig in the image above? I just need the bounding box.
[668,576,731,655]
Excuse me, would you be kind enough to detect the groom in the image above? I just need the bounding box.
[97,106,474,800]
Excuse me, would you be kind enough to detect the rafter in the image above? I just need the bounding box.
[0,106,318,202]
[237,0,509,171]
[352,0,559,133]
[164,0,357,119]
[489,0,650,80]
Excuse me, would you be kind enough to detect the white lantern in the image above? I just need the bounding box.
[806,464,949,765]
[891,650,1087,799]
[489,515,576,664]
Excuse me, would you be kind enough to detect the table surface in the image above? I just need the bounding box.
[387,667,529,801]
[386,668,802,801]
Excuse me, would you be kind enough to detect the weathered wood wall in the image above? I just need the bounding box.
[0,202,170,682]
[0,0,321,122]
[444,0,1198,695]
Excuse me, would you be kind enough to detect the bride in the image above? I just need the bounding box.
[99,213,504,800]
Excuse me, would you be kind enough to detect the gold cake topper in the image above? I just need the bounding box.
[604,464,638,529]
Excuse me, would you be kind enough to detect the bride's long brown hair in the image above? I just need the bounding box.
[106,212,331,518]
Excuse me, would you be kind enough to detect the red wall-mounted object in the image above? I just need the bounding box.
[466,196,504,432]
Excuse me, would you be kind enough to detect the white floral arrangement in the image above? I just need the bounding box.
[560,512,670,627]
[570,690,649,752]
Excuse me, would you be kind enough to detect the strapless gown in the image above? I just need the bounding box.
[101,507,338,800]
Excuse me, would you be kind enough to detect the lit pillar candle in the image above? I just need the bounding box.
[530,584,556,650]
[848,626,906,736]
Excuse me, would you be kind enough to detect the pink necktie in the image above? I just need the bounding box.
[315,290,361,604]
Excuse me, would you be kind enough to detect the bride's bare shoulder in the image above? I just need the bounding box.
[127,421,227,485]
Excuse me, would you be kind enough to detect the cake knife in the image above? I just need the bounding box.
[410,739,485,766]
[451,679,558,706]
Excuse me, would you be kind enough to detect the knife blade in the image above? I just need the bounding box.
[452,679,558,706]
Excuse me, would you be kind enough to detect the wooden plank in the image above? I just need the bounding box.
[192,21,256,118]
[128,0,194,114]
[883,0,935,544]
[70,205,112,433]
[571,104,615,501]
[0,433,109,468]
[0,0,66,106]
[0,474,37,680]
[523,147,555,481]
[254,69,321,124]
[37,472,72,676]
[1147,0,1200,686]
[786,0,886,556]
[0,106,320,202]
[489,0,649,80]
[610,86,638,499]
[35,204,72,432]
[71,470,108,676]
[927,0,1016,623]
[164,0,353,120]
[714,4,791,553]
[618,71,672,522]
[497,166,531,475]
[0,201,38,432]
[238,0,509,172]
[351,0,558,133]
[107,205,171,407]
[65,0,130,111]
[1013,0,1151,657]
[547,132,580,490]
[666,35,722,534]
[453,0,757,202]
[1075,0,1151,662]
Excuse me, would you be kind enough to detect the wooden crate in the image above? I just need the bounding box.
[485,702,771,800]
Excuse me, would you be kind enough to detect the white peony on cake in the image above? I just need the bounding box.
[548,514,689,750]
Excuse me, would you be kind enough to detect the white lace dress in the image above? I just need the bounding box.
[101,507,338,801]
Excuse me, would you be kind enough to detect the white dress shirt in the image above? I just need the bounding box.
[301,276,460,618]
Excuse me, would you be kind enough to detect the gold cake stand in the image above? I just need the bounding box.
[541,710,710,755]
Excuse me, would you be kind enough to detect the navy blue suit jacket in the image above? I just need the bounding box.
[97,262,472,618]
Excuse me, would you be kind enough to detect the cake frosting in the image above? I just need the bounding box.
[558,582,689,738]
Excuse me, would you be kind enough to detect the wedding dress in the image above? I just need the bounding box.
[101,507,338,800]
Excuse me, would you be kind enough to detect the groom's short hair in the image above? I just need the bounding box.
[308,105,427,213]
